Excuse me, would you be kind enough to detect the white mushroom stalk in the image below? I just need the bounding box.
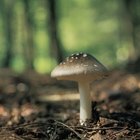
[78,80,91,124]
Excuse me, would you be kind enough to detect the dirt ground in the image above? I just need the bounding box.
[0,68,140,140]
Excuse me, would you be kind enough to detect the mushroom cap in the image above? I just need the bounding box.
[51,52,108,82]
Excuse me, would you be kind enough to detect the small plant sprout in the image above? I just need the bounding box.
[51,52,108,125]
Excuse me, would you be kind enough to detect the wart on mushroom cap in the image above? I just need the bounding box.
[51,52,108,125]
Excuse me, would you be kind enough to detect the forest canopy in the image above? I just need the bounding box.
[0,0,140,73]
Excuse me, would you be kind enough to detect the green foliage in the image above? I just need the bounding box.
[0,0,139,73]
[58,0,120,67]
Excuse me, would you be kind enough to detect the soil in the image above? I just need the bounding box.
[0,68,140,140]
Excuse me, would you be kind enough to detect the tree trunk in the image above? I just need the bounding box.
[47,0,63,63]
[1,0,14,67]
[122,0,140,59]
[23,0,34,69]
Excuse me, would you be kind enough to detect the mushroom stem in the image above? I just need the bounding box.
[78,81,92,124]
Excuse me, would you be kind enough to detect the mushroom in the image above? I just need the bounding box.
[51,52,108,124]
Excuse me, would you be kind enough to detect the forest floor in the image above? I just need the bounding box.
[0,68,140,140]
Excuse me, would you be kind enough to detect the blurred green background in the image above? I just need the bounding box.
[0,0,140,73]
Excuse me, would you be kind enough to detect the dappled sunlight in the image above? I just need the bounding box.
[116,42,135,63]
[39,92,79,102]
[90,71,140,101]
[34,57,57,73]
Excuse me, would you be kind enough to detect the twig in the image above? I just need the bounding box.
[54,120,82,139]
[72,126,126,131]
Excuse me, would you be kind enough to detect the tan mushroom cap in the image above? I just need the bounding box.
[51,52,108,82]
